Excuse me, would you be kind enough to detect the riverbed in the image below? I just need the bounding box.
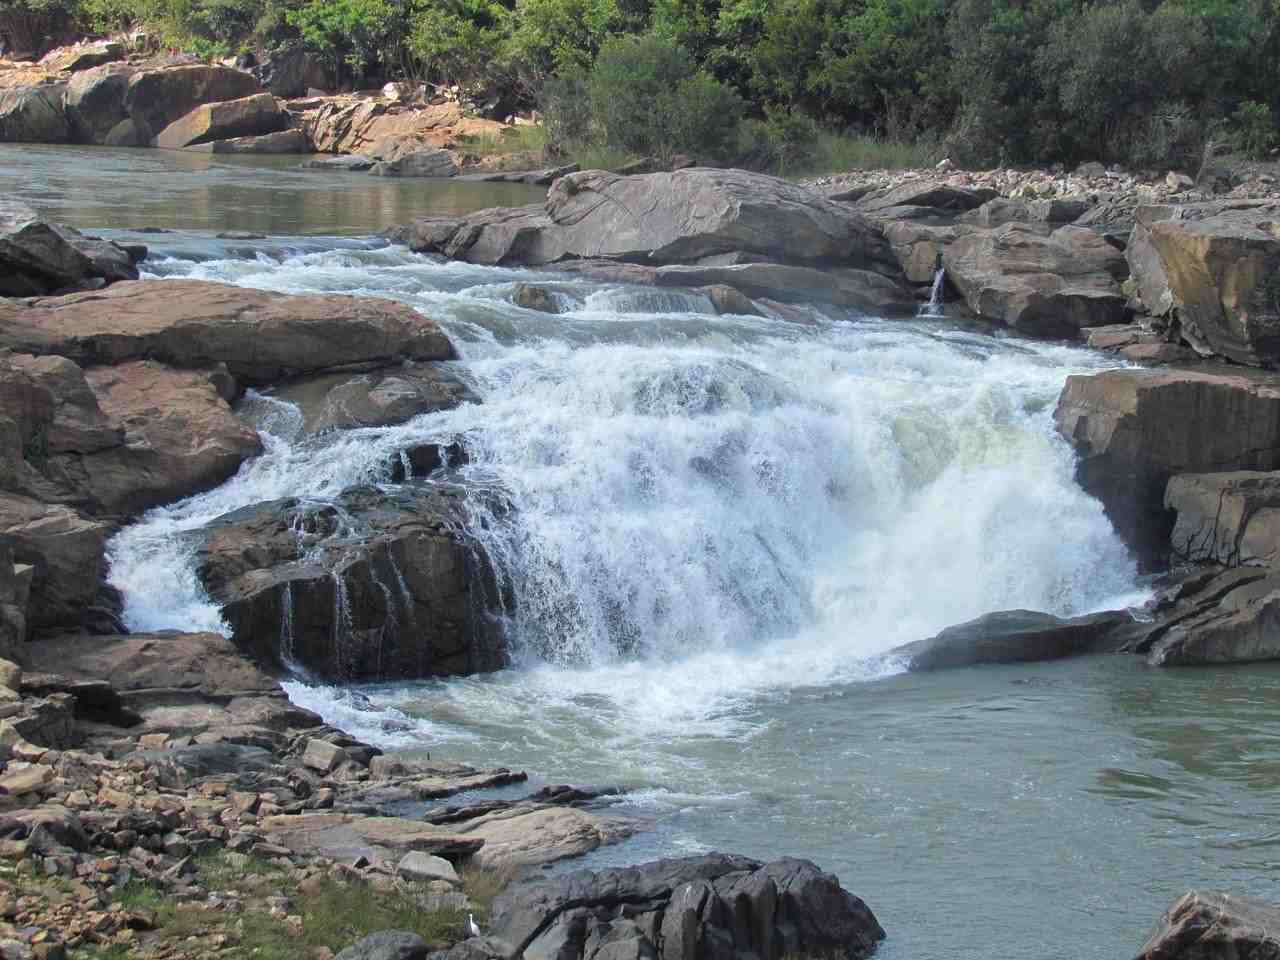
[11,144,1279,960]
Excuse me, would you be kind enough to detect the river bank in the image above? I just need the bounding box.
[4,157,1280,959]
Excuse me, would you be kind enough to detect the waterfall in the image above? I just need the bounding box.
[918,267,947,319]
[106,242,1145,726]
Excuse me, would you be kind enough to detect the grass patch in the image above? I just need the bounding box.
[457,125,549,157]
[788,131,944,177]
[193,848,285,889]
[459,864,515,921]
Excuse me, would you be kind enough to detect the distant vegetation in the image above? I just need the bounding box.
[5,0,1280,173]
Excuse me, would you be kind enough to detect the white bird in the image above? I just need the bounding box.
[466,913,481,938]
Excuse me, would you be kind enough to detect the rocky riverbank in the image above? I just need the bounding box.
[4,161,1280,959]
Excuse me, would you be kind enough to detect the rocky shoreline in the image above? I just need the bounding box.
[3,150,1280,958]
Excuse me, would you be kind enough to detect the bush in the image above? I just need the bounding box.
[287,0,403,81]
[738,105,819,173]
[0,0,82,55]
[1231,100,1278,160]
[581,33,744,162]
[408,0,509,89]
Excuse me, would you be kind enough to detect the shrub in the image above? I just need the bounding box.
[738,105,819,173]
[0,0,82,55]
[1231,100,1277,160]
[288,0,403,81]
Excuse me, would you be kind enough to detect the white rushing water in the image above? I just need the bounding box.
[109,239,1146,745]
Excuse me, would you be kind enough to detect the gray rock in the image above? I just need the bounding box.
[653,262,916,314]
[0,199,94,295]
[1136,890,1280,959]
[301,154,376,171]
[1148,574,1280,666]
[336,931,430,960]
[889,609,1131,670]
[399,168,899,274]
[397,850,460,884]
[302,738,349,773]
[943,222,1127,336]
[369,149,458,178]
[0,84,69,143]
[489,853,883,960]
[1166,471,1280,568]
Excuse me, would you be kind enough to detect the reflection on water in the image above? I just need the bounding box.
[0,143,544,235]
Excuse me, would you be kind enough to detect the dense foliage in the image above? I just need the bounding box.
[7,0,1280,170]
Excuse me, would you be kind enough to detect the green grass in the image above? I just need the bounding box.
[459,864,515,921]
[787,131,944,177]
[457,125,549,158]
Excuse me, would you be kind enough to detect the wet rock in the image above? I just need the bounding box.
[0,279,455,387]
[1147,574,1280,666]
[369,149,458,178]
[154,93,287,149]
[336,930,430,960]
[488,853,884,960]
[0,200,93,296]
[1166,471,1280,568]
[388,442,468,481]
[195,485,506,681]
[300,154,376,172]
[0,85,69,143]
[1055,366,1280,567]
[1135,890,1280,959]
[943,222,1128,336]
[455,165,579,187]
[267,364,475,435]
[889,609,1131,669]
[511,283,560,313]
[653,262,916,314]
[400,169,899,273]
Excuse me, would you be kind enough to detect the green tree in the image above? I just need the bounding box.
[288,0,403,80]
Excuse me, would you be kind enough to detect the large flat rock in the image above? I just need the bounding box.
[0,279,456,386]
[450,805,630,869]
[259,812,484,862]
[890,609,1130,670]
[400,168,899,274]
[154,92,287,149]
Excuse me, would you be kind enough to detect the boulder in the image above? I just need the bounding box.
[154,92,287,150]
[194,485,506,681]
[1148,573,1280,665]
[1055,366,1280,566]
[958,197,1092,228]
[0,84,69,143]
[1136,891,1280,959]
[302,737,348,773]
[854,180,993,215]
[943,222,1128,336]
[63,63,135,144]
[266,364,474,435]
[0,493,112,633]
[400,168,899,272]
[653,262,916,315]
[880,216,964,284]
[259,812,484,861]
[0,279,455,386]
[451,806,630,869]
[185,128,309,154]
[301,154,376,172]
[0,199,93,296]
[336,931,429,960]
[39,40,125,73]
[368,149,458,178]
[488,854,884,960]
[889,609,1132,670]
[1166,471,1280,568]
[252,46,331,98]
[397,851,459,884]
[123,64,263,143]
[1138,201,1280,366]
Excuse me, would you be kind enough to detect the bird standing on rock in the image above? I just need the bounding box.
[467,913,481,938]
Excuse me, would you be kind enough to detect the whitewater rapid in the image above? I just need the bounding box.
[107,237,1147,746]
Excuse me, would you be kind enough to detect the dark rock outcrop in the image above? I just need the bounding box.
[252,45,331,98]
[487,853,884,960]
[0,279,455,386]
[1136,890,1280,959]
[0,199,139,296]
[1055,367,1280,567]
[369,149,458,178]
[652,262,916,314]
[267,364,475,435]
[890,609,1131,669]
[193,485,506,681]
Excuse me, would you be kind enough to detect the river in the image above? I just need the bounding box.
[11,144,1280,960]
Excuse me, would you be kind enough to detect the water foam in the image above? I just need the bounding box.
[109,243,1146,745]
